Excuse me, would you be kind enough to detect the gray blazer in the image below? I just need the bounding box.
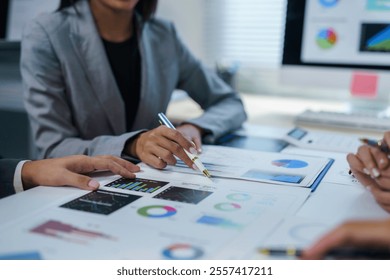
[0,159,19,198]
[21,0,247,159]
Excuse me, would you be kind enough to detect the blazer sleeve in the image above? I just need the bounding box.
[21,21,142,159]
[170,23,247,143]
[0,159,20,199]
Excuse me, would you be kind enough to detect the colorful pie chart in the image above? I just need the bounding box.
[162,244,204,260]
[137,205,177,218]
[214,202,241,212]
[316,28,337,49]
[227,193,251,202]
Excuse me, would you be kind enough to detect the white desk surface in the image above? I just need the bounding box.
[0,94,388,260]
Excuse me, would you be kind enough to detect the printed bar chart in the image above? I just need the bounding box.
[105,177,169,193]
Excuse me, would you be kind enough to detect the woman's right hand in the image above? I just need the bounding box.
[347,131,390,213]
[301,219,390,259]
[127,126,198,169]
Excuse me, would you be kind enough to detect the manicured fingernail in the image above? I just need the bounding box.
[198,148,202,154]
[192,164,198,170]
[88,179,100,189]
[379,159,386,166]
[372,168,380,178]
[363,168,370,175]
[189,147,198,155]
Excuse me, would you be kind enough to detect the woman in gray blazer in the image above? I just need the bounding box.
[21,0,247,170]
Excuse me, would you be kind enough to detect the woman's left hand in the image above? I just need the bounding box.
[176,123,203,153]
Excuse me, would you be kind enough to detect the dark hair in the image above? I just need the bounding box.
[58,0,158,20]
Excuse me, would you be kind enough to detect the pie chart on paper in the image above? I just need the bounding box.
[271,159,308,169]
[319,0,339,8]
[316,28,337,49]
[162,244,204,260]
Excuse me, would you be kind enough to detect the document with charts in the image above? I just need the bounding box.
[0,172,311,260]
[138,145,331,188]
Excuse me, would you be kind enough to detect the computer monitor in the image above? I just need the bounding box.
[281,0,390,112]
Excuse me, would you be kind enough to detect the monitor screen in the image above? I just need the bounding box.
[281,0,390,110]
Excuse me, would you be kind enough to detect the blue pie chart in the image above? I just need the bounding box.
[272,159,308,169]
[319,0,339,7]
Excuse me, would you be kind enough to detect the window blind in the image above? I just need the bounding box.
[203,0,286,69]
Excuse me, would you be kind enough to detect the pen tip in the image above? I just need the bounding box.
[203,170,212,178]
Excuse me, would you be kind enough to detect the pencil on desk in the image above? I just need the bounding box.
[360,138,390,153]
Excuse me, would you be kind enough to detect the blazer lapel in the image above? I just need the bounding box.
[69,0,126,134]
[131,15,156,130]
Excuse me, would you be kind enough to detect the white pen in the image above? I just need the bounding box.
[157,112,212,178]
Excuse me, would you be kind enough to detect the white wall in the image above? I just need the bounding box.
[156,0,205,61]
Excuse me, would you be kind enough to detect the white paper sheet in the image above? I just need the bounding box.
[282,147,363,187]
[0,176,311,259]
[141,145,330,188]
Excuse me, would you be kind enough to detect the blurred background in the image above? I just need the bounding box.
[1,0,390,158]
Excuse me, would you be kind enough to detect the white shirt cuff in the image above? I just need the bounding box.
[13,160,30,194]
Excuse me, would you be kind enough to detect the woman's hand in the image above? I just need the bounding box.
[301,219,390,259]
[176,123,203,153]
[21,155,140,191]
[348,132,390,212]
[129,125,199,169]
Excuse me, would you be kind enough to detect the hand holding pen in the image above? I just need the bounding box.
[360,137,390,154]
[258,219,390,260]
[126,115,206,173]
[348,136,390,179]
[158,113,211,178]
[298,219,390,260]
[358,136,390,177]
[347,131,390,213]
[259,246,390,260]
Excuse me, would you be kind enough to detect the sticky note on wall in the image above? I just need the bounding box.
[350,72,379,98]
